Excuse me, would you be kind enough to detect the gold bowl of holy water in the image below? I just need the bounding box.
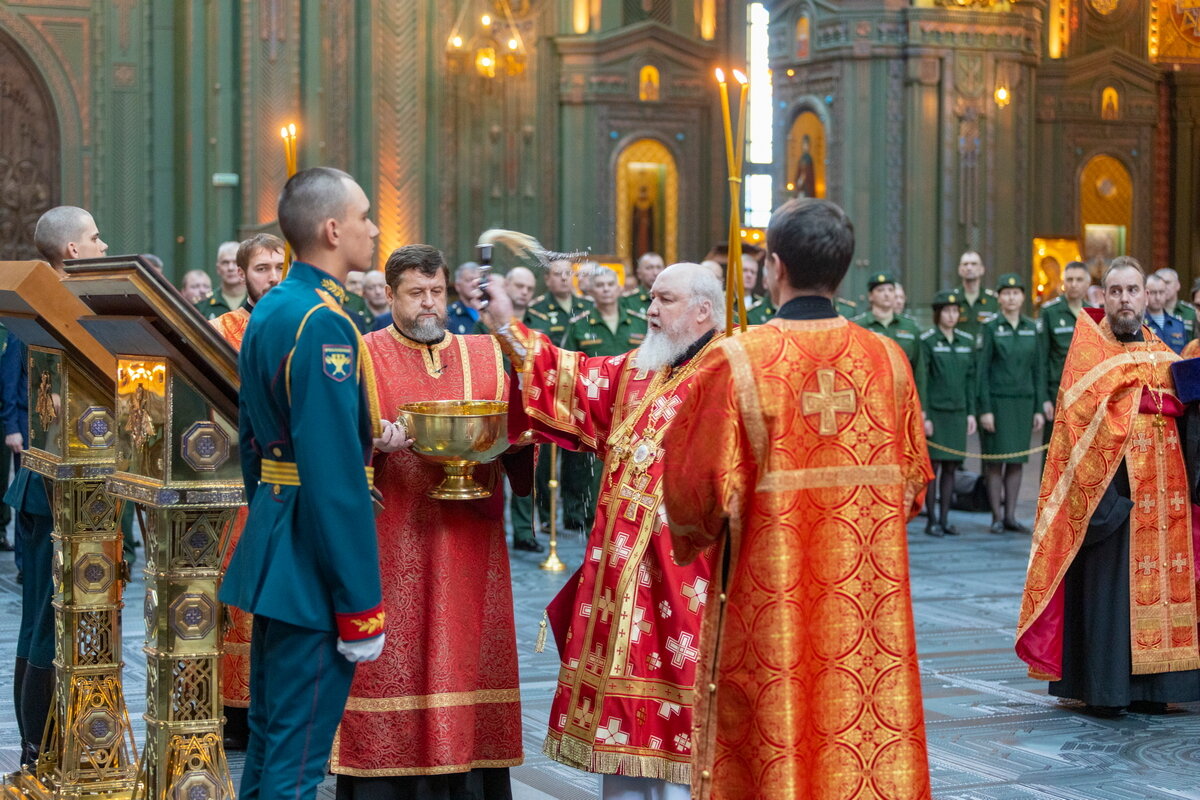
[398,400,510,500]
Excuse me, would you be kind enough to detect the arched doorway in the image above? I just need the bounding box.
[615,138,678,266]
[1079,154,1132,265]
[0,27,60,260]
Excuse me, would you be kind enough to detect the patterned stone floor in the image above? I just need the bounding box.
[1,455,1199,799]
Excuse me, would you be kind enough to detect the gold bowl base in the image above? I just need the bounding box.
[429,464,492,500]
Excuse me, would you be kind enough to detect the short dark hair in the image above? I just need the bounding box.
[384,244,450,290]
[766,198,855,293]
[237,233,285,271]
[277,166,355,256]
[1101,255,1145,288]
[1063,260,1089,275]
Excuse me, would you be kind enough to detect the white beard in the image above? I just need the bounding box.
[634,327,693,372]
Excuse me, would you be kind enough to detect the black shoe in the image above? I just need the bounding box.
[925,523,944,537]
[1082,704,1124,718]
[989,521,1006,534]
[0,537,12,552]
[1003,518,1031,533]
[941,523,960,536]
[513,539,545,553]
[1128,700,1168,714]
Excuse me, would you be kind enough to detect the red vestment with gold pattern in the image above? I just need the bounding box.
[663,317,934,800]
[212,307,252,707]
[502,321,719,784]
[330,328,523,776]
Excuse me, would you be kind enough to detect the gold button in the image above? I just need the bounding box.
[719,593,727,603]
[700,770,711,780]
[272,447,282,457]
[708,683,717,693]
[272,485,281,496]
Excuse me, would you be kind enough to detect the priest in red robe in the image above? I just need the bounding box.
[331,245,525,800]
[211,232,284,749]
[663,198,934,800]
[479,262,724,800]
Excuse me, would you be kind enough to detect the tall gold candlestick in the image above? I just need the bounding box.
[730,70,749,333]
[539,445,565,572]
[281,124,298,277]
[715,70,738,334]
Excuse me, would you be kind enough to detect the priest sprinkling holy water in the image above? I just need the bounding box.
[1017,255,1200,716]
[478,262,724,800]
[662,198,935,800]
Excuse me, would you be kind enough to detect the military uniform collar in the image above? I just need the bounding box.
[290,261,349,306]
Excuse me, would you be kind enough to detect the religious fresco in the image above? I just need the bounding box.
[638,64,660,102]
[785,110,825,198]
[1078,154,1132,263]
[0,29,59,261]
[795,14,810,60]
[1154,0,1200,62]
[615,138,678,266]
[1031,237,1082,307]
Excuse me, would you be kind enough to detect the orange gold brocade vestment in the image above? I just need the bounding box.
[331,328,523,776]
[663,316,934,800]
[212,307,253,708]
[502,321,719,783]
[1016,311,1199,681]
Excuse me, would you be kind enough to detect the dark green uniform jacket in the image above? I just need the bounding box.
[976,314,1046,464]
[197,290,248,320]
[852,311,925,375]
[1039,297,1081,404]
[219,261,383,640]
[1169,300,1197,340]
[561,307,648,357]
[953,286,998,339]
[621,286,652,315]
[526,294,594,346]
[918,327,976,458]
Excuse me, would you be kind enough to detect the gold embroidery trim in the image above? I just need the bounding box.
[724,336,768,468]
[757,464,903,493]
[387,325,453,379]
[601,676,689,704]
[330,758,522,778]
[490,336,505,400]
[457,334,474,397]
[343,687,520,712]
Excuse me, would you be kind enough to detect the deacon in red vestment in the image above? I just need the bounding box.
[1016,257,1200,715]
[664,199,934,800]
[332,245,525,800]
[479,262,725,800]
[211,233,284,749]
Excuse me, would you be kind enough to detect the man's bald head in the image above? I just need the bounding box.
[34,206,107,268]
[506,266,536,312]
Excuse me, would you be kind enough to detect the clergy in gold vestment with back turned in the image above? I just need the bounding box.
[1016,256,1200,716]
[478,262,725,800]
[331,245,524,800]
[663,198,934,800]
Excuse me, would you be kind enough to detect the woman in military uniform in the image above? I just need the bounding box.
[977,273,1049,534]
[918,291,977,536]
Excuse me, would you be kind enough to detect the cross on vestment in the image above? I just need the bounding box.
[596,588,618,623]
[1131,431,1154,452]
[1170,492,1186,513]
[619,473,659,522]
[607,531,634,562]
[1138,495,1155,514]
[1172,553,1189,572]
[681,577,709,613]
[572,697,595,728]
[650,394,683,425]
[1136,555,1158,575]
[631,606,652,643]
[583,367,610,399]
[802,369,857,435]
[666,631,700,667]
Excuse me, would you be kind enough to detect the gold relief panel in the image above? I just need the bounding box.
[1153,0,1200,62]
[28,346,64,460]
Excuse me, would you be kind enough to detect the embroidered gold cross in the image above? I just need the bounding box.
[571,697,595,728]
[1169,492,1186,513]
[619,473,658,522]
[596,588,617,623]
[802,369,856,435]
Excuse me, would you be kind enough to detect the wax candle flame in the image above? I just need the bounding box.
[288,123,296,137]
[715,67,726,83]
[732,69,748,85]
[280,127,288,140]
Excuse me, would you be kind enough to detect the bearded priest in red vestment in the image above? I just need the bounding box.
[331,245,525,800]
[478,262,724,800]
[663,199,934,800]
[211,233,284,750]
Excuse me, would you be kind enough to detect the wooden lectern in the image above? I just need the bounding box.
[0,260,136,800]
[62,256,243,800]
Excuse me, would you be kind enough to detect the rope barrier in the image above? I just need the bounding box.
[926,441,1050,460]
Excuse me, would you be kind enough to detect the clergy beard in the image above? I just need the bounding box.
[635,321,693,372]
[397,311,446,343]
[1109,310,1140,338]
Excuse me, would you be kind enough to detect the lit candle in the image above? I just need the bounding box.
[716,69,738,334]
[730,70,749,332]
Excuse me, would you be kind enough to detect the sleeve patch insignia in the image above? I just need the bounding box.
[322,344,355,381]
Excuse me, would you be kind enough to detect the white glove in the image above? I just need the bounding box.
[337,633,385,663]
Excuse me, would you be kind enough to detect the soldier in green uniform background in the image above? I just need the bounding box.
[1040,261,1089,410]
[621,251,664,314]
[977,273,1048,535]
[851,271,924,375]
[1155,267,1196,340]
[918,291,977,537]
[220,167,396,800]
[518,260,595,548]
[834,296,858,317]
[953,250,998,339]
[197,240,248,319]
[560,266,647,532]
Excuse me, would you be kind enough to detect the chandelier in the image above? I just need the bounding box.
[446,0,529,79]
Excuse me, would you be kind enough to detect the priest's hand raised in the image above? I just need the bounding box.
[374,419,412,453]
[476,278,514,331]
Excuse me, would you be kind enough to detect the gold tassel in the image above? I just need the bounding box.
[535,611,548,653]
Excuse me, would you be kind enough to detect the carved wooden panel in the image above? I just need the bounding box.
[0,27,59,260]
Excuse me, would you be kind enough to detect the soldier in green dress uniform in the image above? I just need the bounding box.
[197,240,248,319]
[1040,261,1090,410]
[560,266,648,531]
[834,296,857,317]
[621,252,664,314]
[851,271,925,374]
[220,167,398,800]
[977,272,1049,534]
[1156,267,1197,341]
[918,291,977,536]
[953,250,998,339]
[731,250,776,325]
